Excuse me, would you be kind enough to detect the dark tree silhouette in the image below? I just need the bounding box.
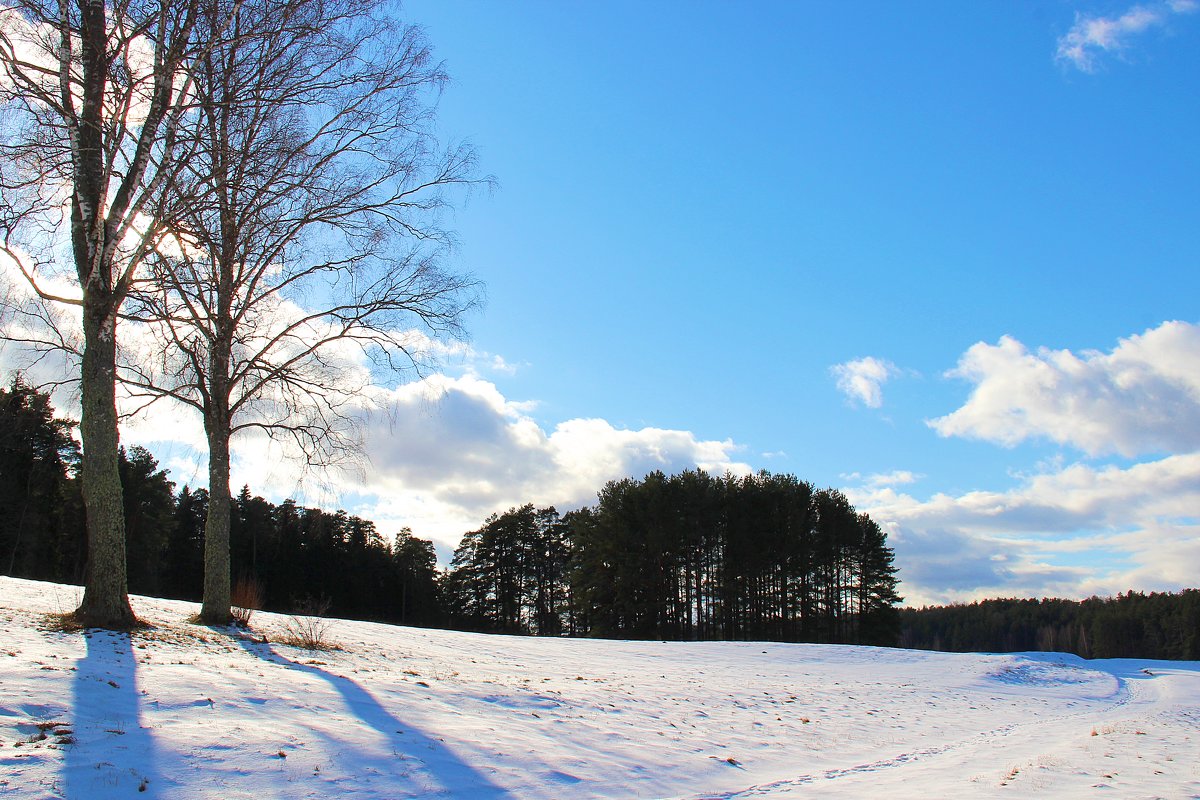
[446,470,903,645]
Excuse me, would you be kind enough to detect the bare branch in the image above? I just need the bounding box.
[1,0,248,628]
[124,0,484,473]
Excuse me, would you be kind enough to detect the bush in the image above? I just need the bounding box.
[280,595,337,651]
[231,576,264,628]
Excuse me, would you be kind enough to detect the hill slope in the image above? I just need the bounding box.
[1,576,1198,798]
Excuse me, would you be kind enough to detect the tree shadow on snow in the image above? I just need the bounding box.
[65,629,166,798]
[233,635,513,798]
[1020,651,1200,679]
[1087,657,1200,680]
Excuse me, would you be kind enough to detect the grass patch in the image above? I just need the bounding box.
[40,612,151,634]
[278,596,339,651]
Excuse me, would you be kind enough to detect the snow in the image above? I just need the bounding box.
[1,576,1198,799]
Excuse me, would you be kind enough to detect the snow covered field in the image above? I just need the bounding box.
[1,576,1197,799]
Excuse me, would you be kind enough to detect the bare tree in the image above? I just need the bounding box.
[121,0,483,624]
[0,0,223,627]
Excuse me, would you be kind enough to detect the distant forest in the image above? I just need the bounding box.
[899,593,1200,661]
[6,376,1197,659]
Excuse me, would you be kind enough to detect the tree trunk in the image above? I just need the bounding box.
[74,299,135,628]
[200,413,232,624]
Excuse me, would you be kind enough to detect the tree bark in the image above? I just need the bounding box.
[200,400,232,624]
[74,297,135,628]
[67,0,134,630]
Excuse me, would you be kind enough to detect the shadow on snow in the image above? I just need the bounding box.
[1017,650,1200,679]
[232,634,513,798]
[66,629,165,797]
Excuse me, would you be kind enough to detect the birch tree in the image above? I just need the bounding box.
[122,0,482,624]
[0,0,221,627]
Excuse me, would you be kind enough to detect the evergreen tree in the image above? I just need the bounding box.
[450,469,904,646]
[0,376,82,581]
[119,447,177,597]
[392,528,441,626]
[899,590,1200,660]
[164,487,207,600]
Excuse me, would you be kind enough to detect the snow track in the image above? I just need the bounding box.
[1,577,1198,799]
[702,656,1198,798]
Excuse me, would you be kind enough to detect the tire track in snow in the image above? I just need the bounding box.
[692,662,1137,799]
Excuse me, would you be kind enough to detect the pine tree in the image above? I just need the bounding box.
[0,376,81,580]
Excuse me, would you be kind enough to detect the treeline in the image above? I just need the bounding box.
[11,374,1198,660]
[2,377,441,626]
[899,592,1200,660]
[444,470,902,645]
[4,377,902,644]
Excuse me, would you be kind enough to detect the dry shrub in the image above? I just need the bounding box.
[231,576,264,628]
[280,595,338,651]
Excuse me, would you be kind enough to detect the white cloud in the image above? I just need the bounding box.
[854,321,1200,604]
[848,452,1200,606]
[330,375,753,549]
[865,470,922,488]
[845,470,922,489]
[1056,1,1197,72]
[117,372,753,553]
[929,321,1200,457]
[831,356,900,409]
[480,354,524,377]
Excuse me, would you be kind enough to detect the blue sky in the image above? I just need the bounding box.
[403,0,1200,471]
[314,0,1195,604]
[8,0,1198,605]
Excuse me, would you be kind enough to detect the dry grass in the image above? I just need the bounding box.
[280,616,339,651]
[40,611,150,634]
[278,596,339,651]
[15,719,73,748]
[231,576,264,628]
[40,612,87,633]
